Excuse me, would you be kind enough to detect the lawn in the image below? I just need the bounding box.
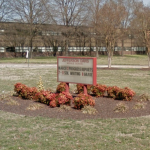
[0,54,148,66]
[1,111,150,150]
[0,56,150,150]
[0,67,149,95]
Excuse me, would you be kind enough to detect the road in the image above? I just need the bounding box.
[0,63,148,69]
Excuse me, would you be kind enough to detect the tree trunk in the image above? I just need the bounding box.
[108,57,111,68]
[29,37,33,59]
[121,39,124,56]
[96,39,99,58]
[65,40,69,56]
[96,46,99,58]
[108,51,112,68]
[148,52,150,68]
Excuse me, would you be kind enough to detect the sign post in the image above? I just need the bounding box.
[27,47,30,68]
[66,82,69,93]
[57,57,97,94]
[83,85,88,95]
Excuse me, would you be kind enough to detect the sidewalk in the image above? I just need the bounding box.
[0,63,57,68]
[0,63,148,69]
[97,65,148,69]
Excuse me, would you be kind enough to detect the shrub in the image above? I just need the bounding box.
[34,91,72,108]
[14,83,38,100]
[26,87,39,99]
[116,87,135,101]
[56,92,73,106]
[139,93,150,102]
[58,105,71,112]
[81,106,97,115]
[49,92,73,107]
[114,102,129,113]
[6,99,20,106]
[133,102,146,110]
[107,86,120,99]
[26,103,44,110]
[73,93,95,109]
[34,91,46,103]
[37,76,45,91]
[34,91,54,105]
[56,82,67,93]
[46,92,56,102]
[76,84,92,94]
[33,89,73,108]
[20,86,29,99]
[49,100,57,108]
[14,83,26,96]
[107,86,135,101]
[91,84,107,97]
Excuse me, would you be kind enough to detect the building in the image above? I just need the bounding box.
[0,22,146,57]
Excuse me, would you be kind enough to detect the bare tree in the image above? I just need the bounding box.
[10,0,50,58]
[44,0,89,56]
[0,0,13,21]
[116,0,135,56]
[41,24,63,56]
[88,0,105,58]
[130,1,150,67]
[94,0,127,68]
[74,26,91,56]
[4,23,27,54]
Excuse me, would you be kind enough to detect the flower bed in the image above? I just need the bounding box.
[14,82,136,110]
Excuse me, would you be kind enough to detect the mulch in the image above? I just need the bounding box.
[0,94,150,120]
[139,68,150,71]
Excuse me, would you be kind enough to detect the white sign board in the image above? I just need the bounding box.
[57,57,97,85]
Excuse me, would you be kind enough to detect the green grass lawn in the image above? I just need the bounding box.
[0,54,149,66]
[1,111,150,150]
[0,67,149,95]
[0,57,150,150]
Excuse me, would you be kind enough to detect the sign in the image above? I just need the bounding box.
[57,56,97,85]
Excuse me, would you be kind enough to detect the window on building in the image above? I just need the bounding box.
[6,47,15,52]
[0,29,4,35]
[42,31,61,36]
[0,47,5,52]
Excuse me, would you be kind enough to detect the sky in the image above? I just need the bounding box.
[143,0,150,5]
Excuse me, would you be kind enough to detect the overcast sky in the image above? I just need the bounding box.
[143,0,150,5]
